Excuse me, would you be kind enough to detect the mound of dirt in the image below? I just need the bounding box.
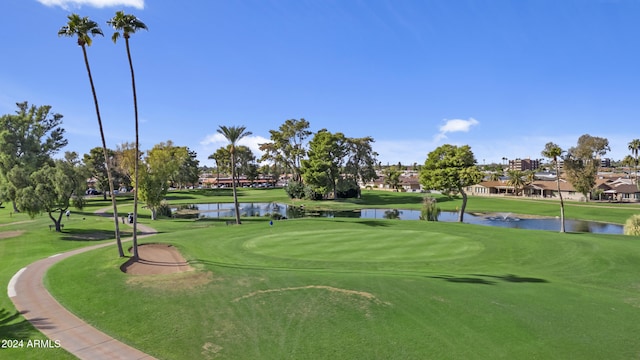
[120,243,193,275]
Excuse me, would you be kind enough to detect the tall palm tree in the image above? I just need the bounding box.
[217,125,252,224]
[107,11,148,261]
[628,139,640,185]
[542,142,565,233]
[59,14,124,256]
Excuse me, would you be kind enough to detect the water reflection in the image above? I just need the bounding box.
[172,203,623,235]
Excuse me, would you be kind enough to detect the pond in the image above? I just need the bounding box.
[173,203,624,235]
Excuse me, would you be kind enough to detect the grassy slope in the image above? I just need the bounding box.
[3,189,640,359]
[47,215,640,359]
[0,201,130,360]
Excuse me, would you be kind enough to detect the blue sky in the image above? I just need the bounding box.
[3,0,640,168]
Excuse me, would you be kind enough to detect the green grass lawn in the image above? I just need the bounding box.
[3,189,640,359]
[46,216,640,359]
[0,205,132,360]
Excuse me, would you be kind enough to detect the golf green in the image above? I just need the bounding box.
[244,229,484,262]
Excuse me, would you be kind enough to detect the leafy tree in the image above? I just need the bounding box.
[83,146,126,200]
[565,134,610,202]
[301,129,346,198]
[107,10,148,256]
[15,152,87,232]
[419,144,483,222]
[136,166,166,221]
[0,102,67,212]
[383,166,402,192]
[173,148,200,188]
[343,136,378,197]
[629,139,640,185]
[234,145,256,182]
[135,141,189,225]
[59,14,123,256]
[541,142,565,232]
[217,126,252,224]
[564,158,597,201]
[208,147,230,185]
[259,118,311,182]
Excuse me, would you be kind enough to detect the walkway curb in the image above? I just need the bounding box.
[8,214,159,360]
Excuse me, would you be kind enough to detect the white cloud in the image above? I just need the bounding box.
[434,118,479,141]
[37,0,144,9]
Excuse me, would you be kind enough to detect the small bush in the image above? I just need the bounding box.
[156,201,173,218]
[624,214,640,236]
[284,181,306,199]
[420,196,440,221]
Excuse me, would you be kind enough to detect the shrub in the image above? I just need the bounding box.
[156,201,173,218]
[284,181,306,199]
[624,214,640,236]
[420,196,440,221]
[304,186,322,200]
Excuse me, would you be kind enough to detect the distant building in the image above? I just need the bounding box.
[508,158,540,171]
[600,158,611,168]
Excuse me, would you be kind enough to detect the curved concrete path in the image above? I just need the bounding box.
[8,213,159,360]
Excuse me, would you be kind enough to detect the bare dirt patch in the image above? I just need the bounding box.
[233,285,391,305]
[121,243,194,275]
[0,230,24,240]
[126,270,214,291]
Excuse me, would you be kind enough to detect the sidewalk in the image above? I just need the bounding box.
[8,216,158,360]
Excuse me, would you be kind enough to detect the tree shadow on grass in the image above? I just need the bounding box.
[429,275,497,285]
[198,189,234,197]
[59,229,133,241]
[163,194,198,201]
[0,309,55,340]
[428,274,549,285]
[472,274,549,283]
[323,219,391,227]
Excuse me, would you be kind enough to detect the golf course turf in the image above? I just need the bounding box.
[3,189,640,359]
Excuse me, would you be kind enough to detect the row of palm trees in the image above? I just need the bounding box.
[58,12,147,259]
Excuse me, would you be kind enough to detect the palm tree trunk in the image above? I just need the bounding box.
[555,160,565,233]
[635,149,639,187]
[231,151,241,224]
[125,37,140,260]
[82,45,124,256]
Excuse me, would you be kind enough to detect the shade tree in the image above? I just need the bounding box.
[259,118,311,183]
[419,144,484,222]
[300,129,347,198]
[564,134,610,201]
[83,146,126,200]
[0,102,67,213]
[15,152,87,232]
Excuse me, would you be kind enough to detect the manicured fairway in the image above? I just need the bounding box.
[45,217,640,360]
